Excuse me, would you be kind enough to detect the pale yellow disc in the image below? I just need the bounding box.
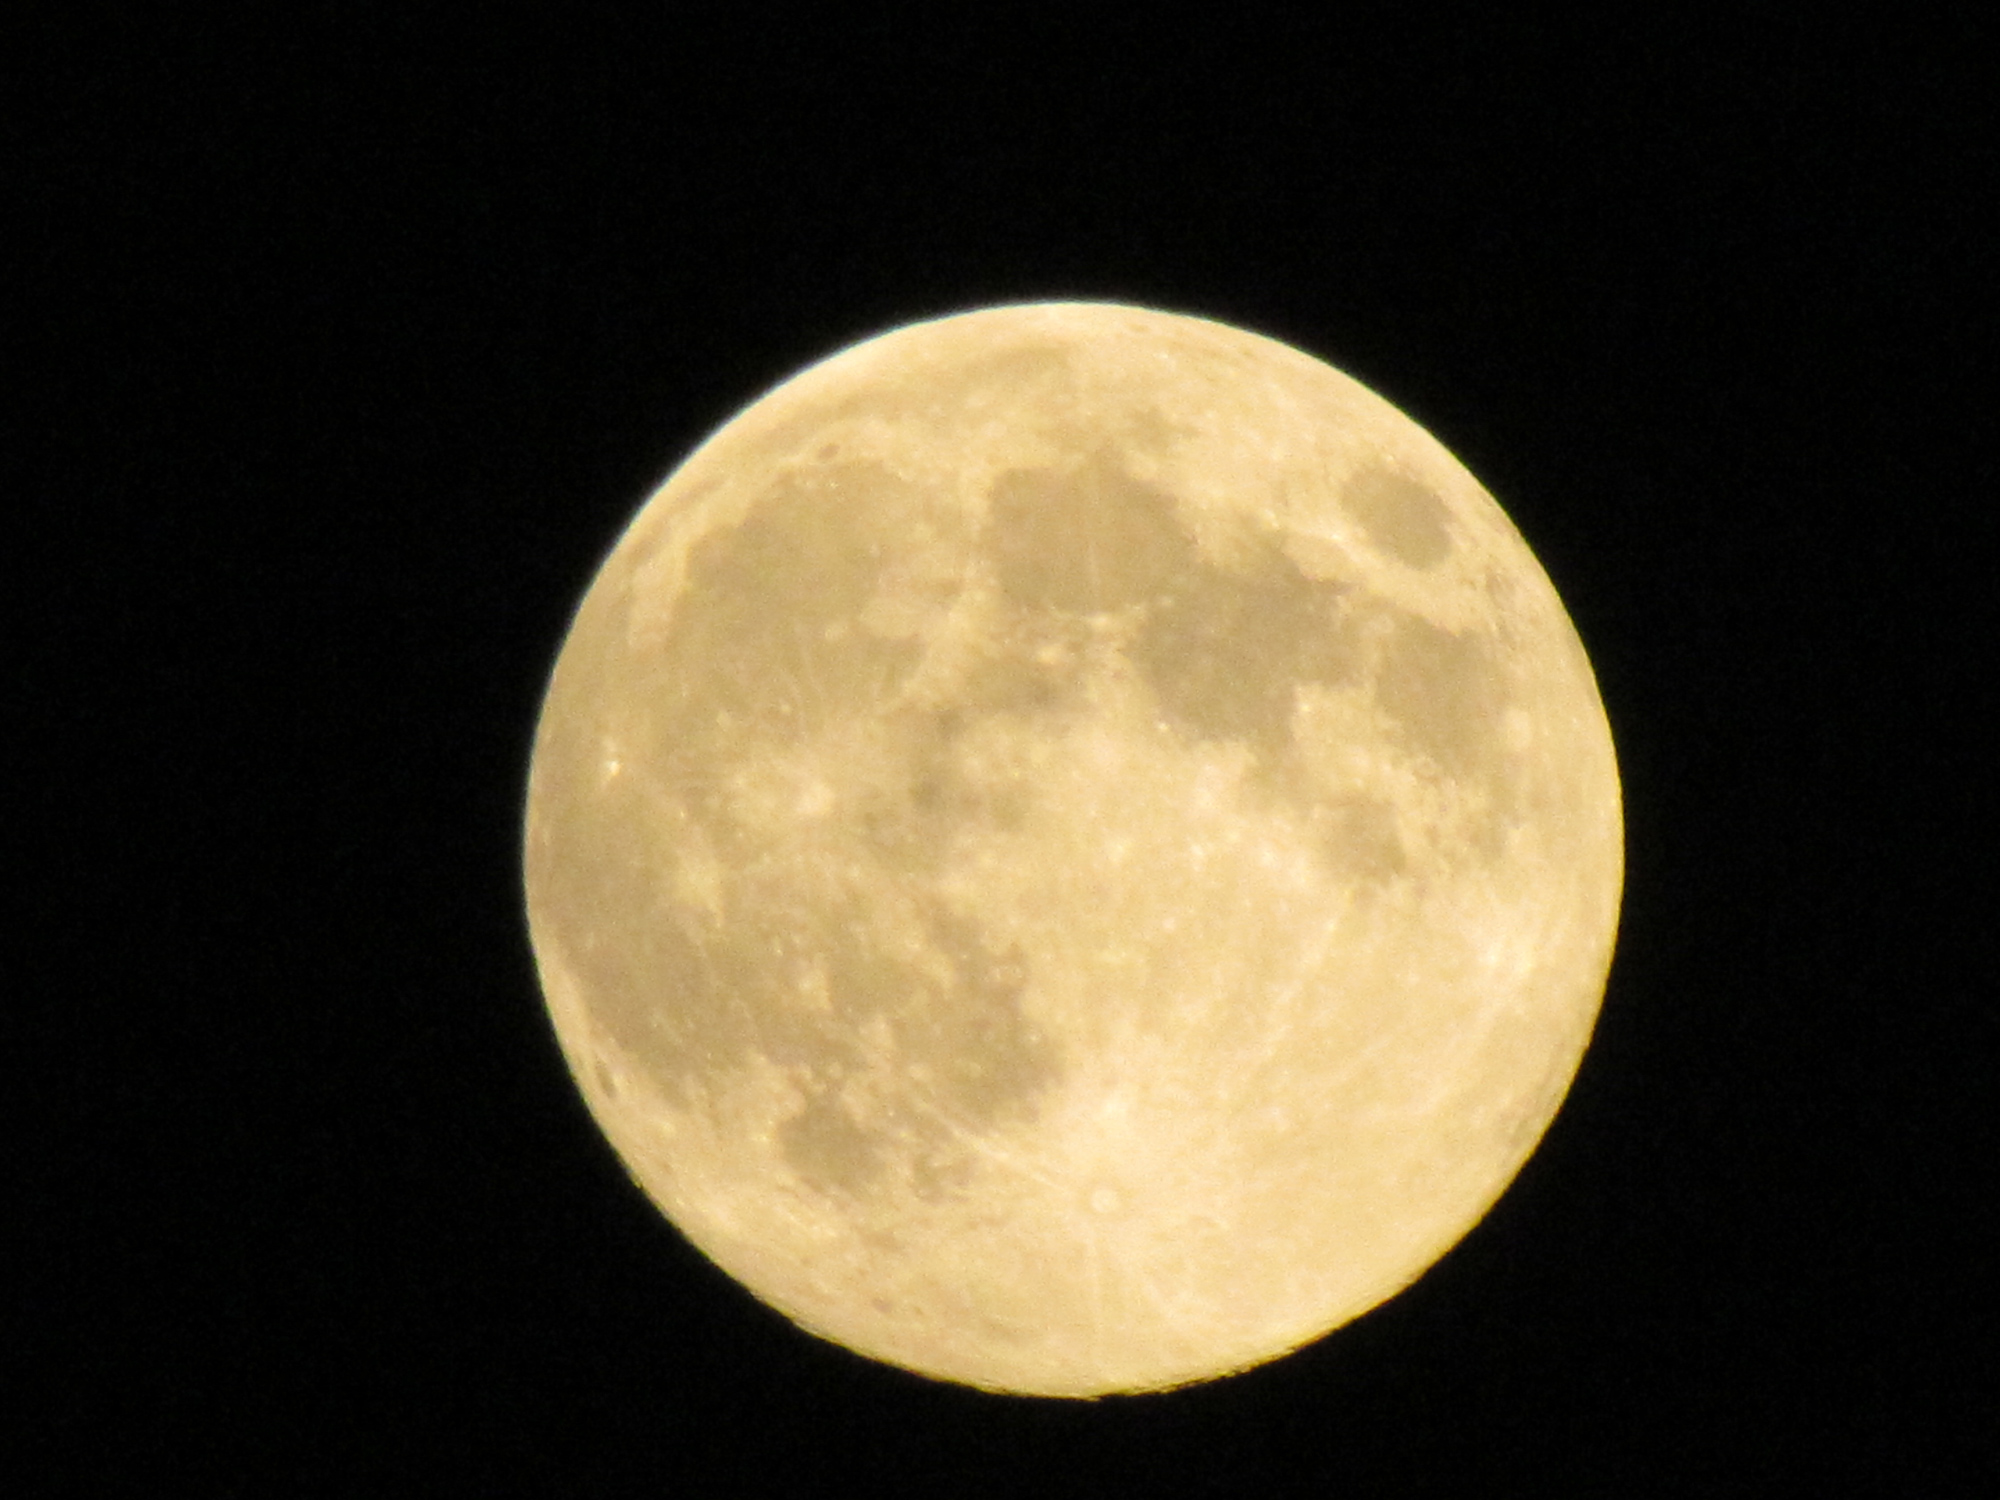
[523,303,1622,1397]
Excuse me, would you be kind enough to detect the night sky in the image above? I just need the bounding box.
[16,9,1987,1492]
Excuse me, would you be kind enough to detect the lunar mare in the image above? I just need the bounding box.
[524,303,1622,1396]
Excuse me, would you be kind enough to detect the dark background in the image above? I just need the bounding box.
[15,7,1988,1492]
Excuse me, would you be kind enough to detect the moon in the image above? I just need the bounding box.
[523,303,1622,1397]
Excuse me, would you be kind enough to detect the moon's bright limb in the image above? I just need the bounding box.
[523,303,1622,1397]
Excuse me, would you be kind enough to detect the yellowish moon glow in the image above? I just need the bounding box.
[524,303,1622,1397]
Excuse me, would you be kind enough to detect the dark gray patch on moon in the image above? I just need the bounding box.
[1343,463,1453,569]
[776,1087,891,1196]
[985,454,1200,614]
[564,833,1058,1200]
[981,450,1362,763]
[1302,792,1410,882]
[1131,531,1355,757]
[758,896,1051,1199]
[548,451,1073,1201]
[647,460,929,755]
[1372,612,1504,780]
[974,444,1512,879]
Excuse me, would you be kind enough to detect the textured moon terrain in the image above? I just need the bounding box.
[523,303,1622,1396]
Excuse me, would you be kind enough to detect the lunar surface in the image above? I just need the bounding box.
[523,303,1622,1397]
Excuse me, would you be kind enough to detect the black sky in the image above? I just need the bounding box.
[15,7,1989,1493]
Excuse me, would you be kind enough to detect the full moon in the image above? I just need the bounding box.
[523,303,1621,1397]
